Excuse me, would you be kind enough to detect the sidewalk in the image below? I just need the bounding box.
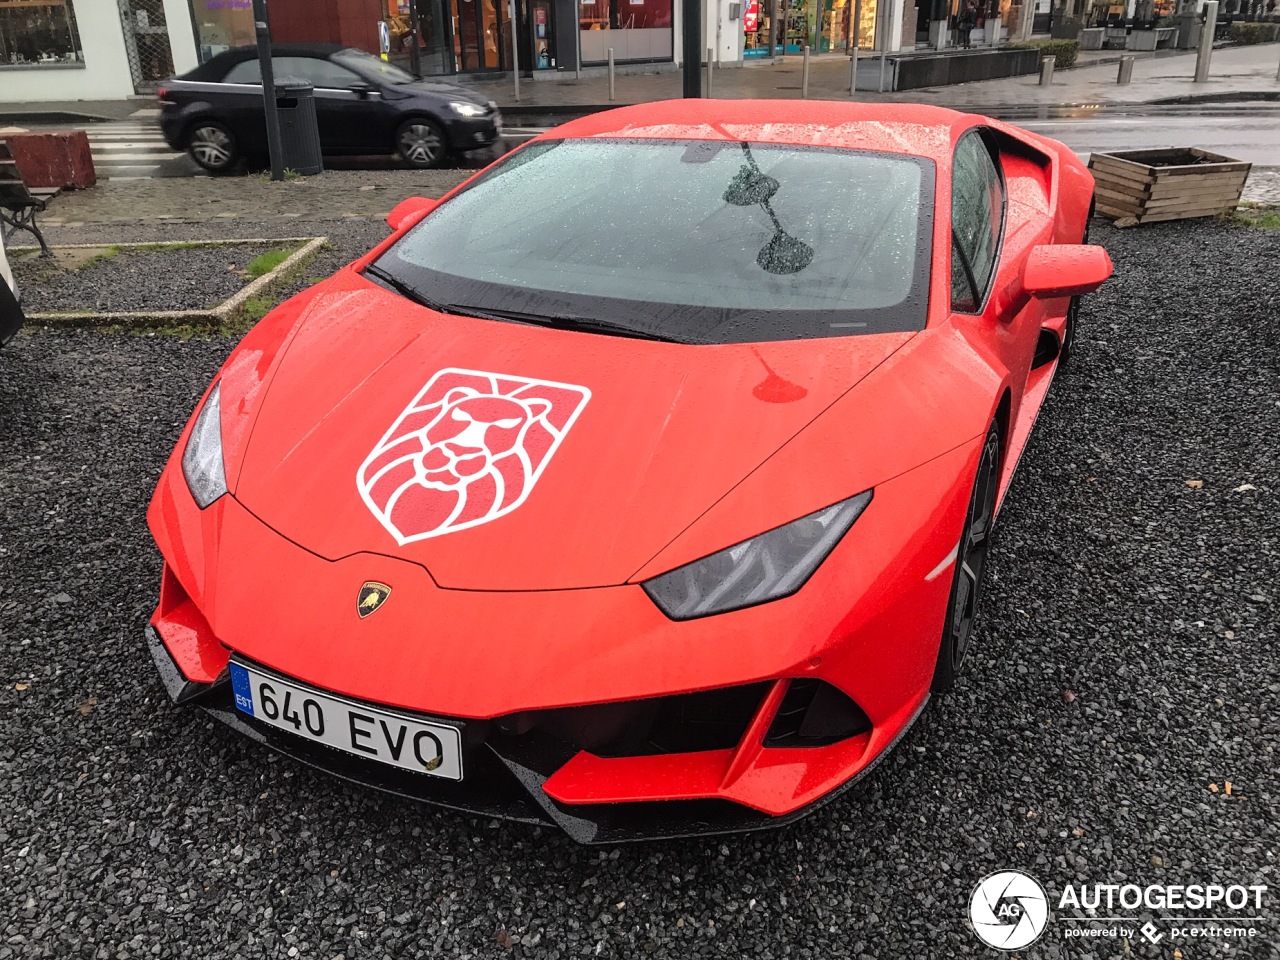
[462,42,1280,112]
[2,43,1277,127]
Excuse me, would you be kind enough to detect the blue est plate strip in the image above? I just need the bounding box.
[228,662,254,716]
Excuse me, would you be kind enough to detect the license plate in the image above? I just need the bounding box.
[228,662,463,781]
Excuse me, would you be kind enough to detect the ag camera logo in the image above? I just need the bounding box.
[969,870,1050,950]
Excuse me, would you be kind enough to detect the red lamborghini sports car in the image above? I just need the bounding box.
[146,100,1111,842]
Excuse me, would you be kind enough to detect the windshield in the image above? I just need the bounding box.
[336,48,416,83]
[371,138,934,344]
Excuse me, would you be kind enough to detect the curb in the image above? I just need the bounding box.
[14,236,326,329]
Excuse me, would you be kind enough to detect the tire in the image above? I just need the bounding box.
[396,118,448,170]
[1059,196,1095,367]
[186,121,239,175]
[931,422,1001,693]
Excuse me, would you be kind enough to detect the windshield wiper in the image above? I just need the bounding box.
[363,264,510,324]
[365,266,689,343]
[458,305,693,343]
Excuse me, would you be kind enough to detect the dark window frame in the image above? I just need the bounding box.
[949,128,1008,315]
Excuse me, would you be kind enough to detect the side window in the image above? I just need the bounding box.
[273,56,363,89]
[222,60,261,84]
[950,131,1005,312]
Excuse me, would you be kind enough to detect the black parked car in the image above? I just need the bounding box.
[159,44,502,173]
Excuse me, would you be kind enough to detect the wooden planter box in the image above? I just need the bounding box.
[1089,148,1250,225]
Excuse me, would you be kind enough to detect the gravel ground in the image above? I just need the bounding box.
[11,243,294,313]
[0,218,1277,959]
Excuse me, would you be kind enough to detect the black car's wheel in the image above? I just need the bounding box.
[397,119,447,169]
[186,121,239,174]
[1059,197,1095,367]
[931,423,1001,693]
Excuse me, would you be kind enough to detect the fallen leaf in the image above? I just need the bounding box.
[1225,781,1233,796]
[1234,483,1257,492]
[15,683,28,691]
[1072,827,1086,837]
[1174,949,1184,959]
[1185,479,1204,489]
[1208,782,1219,793]
[496,927,517,950]
[1152,855,1165,868]
[76,695,98,715]
[1062,689,1077,703]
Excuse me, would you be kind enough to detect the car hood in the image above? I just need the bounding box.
[232,273,914,589]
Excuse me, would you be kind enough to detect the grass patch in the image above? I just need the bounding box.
[74,246,121,270]
[1228,206,1280,230]
[245,247,296,279]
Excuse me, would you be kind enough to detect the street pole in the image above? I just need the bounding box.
[408,0,422,78]
[510,0,521,100]
[251,0,284,182]
[1194,0,1217,82]
[683,0,703,96]
[849,0,861,94]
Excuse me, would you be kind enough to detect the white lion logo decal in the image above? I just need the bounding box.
[357,368,591,544]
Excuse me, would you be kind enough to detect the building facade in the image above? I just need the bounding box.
[2,0,1097,104]
[1,0,199,101]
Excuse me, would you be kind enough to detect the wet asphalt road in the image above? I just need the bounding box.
[0,217,1278,959]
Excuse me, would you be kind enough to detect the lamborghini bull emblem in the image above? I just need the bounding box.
[356,368,591,544]
[357,581,392,617]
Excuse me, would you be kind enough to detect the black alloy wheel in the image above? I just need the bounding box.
[931,422,1001,693]
[186,121,239,174]
[397,118,447,170]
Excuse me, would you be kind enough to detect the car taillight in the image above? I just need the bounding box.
[157,86,168,100]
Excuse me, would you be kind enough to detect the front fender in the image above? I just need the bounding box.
[632,327,1007,580]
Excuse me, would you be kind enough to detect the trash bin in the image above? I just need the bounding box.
[272,77,323,176]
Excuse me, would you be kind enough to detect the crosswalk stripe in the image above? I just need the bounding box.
[86,117,189,179]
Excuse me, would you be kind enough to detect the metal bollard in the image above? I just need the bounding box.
[608,47,615,100]
[802,45,811,99]
[1195,0,1218,83]
[1039,54,1056,85]
[707,46,714,97]
[1117,55,1134,84]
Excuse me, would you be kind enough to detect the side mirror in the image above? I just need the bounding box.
[1023,244,1113,299]
[349,80,376,99]
[386,196,438,232]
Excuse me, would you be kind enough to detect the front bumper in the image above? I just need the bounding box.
[443,112,501,152]
[147,625,927,843]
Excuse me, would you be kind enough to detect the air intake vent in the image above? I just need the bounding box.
[764,679,871,748]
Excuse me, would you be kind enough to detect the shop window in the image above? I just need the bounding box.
[579,0,673,63]
[0,0,83,66]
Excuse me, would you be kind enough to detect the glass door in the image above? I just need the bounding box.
[451,0,512,70]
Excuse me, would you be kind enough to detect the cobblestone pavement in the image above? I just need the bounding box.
[37,169,473,230]
[30,152,1277,237]
[1242,166,1280,205]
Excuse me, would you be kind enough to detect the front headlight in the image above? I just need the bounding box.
[449,101,487,118]
[643,491,873,620]
[181,383,227,508]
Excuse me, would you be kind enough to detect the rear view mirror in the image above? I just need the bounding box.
[1023,244,1113,299]
[386,196,438,232]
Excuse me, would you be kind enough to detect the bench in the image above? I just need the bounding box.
[0,140,55,257]
[1127,25,1177,49]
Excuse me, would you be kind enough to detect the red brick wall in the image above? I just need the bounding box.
[269,0,386,54]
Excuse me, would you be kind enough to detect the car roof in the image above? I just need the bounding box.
[542,100,988,164]
[177,44,349,81]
